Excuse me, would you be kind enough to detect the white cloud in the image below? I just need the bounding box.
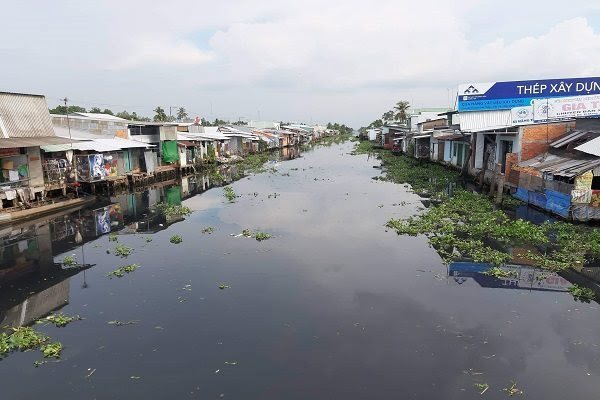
[1,0,599,126]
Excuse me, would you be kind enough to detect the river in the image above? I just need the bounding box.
[1,140,599,399]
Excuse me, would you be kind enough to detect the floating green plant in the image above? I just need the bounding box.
[483,267,518,279]
[155,202,192,217]
[38,313,80,328]
[114,244,133,258]
[202,226,216,234]
[108,234,118,242]
[62,255,77,267]
[224,186,236,202]
[568,284,596,302]
[170,235,183,244]
[40,342,63,359]
[254,232,272,242]
[242,229,253,237]
[107,264,139,278]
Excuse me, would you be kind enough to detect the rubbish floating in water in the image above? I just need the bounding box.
[38,313,81,328]
[202,226,216,234]
[107,320,139,326]
[130,376,141,379]
[224,361,238,365]
[215,369,220,374]
[503,381,523,396]
[218,284,230,290]
[107,264,139,278]
[85,368,96,378]
[473,383,489,395]
[170,235,183,244]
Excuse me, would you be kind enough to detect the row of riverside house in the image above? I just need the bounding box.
[373,77,600,222]
[0,91,339,224]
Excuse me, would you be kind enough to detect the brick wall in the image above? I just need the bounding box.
[520,122,575,161]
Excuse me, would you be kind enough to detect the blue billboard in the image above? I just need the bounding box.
[458,77,600,112]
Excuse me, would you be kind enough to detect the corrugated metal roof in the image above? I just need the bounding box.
[41,137,153,153]
[71,112,130,122]
[0,92,56,138]
[517,153,600,177]
[574,136,600,157]
[0,136,75,149]
[550,130,590,148]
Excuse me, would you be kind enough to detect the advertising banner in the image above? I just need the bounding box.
[458,77,600,112]
[532,94,600,120]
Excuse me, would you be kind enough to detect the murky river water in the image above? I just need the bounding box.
[1,141,599,399]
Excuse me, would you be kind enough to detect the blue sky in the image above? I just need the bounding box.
[1,0,599,127]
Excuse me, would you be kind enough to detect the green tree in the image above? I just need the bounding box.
[153,107,168,122]
[49,105,86,114]
[176,107,188,121]
[369,119,383,128]
[89,107,102,113]
[382,110,394,123]
[393,101,410,124]
[102,108,114,115]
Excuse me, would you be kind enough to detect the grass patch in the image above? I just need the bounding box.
[107,264,139,278]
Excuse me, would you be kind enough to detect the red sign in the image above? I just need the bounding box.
[0,148,20,157]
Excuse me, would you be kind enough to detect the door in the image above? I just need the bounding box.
[438,142,445,161]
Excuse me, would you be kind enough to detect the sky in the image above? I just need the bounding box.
[1,0,600,127]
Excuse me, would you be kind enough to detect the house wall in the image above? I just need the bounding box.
[519,122,574,161]
[27,147,44,188]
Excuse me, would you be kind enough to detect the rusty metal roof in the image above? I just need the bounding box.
[0,92,56,138]
[517,153,600,177]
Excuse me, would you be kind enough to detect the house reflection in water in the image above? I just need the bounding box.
[448,262,573,292]
[0,217,91,328]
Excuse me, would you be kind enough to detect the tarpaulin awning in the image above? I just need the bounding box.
[161,140,179,163]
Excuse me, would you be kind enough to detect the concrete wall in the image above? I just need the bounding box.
[519,122,574,161]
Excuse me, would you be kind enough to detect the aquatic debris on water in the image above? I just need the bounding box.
[108,234,118,242]
[242,229,253,237]
[503,381,523,396]
[254,232,272,242]
[40,342,63,359]
[223,186,237,202]
[155,202,192,217]
[568,284,596,302]
[114,244,133,258]
[38,313,81,328]
[107,264,139,278]
[62,255,77,267]
[483,267,518,279]
[108,320,139,326]
[145,237,153,243]
[202,226,216,234]
[218,284,230,290]
[0,327,63,362]
[170,235,183,244]
[474,383,489,395]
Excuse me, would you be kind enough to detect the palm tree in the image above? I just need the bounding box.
[393,101,410,124]
[153,107,167,122]
[176,107,188,121]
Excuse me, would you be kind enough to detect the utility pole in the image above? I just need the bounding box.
[62,97,76,192]
[169,106,179,121]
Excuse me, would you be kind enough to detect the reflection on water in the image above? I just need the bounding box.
[1,142,600,399]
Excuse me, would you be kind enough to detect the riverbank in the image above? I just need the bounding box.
[354,140,600,277]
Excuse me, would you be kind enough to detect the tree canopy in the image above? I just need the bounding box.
[153,107,168,122]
